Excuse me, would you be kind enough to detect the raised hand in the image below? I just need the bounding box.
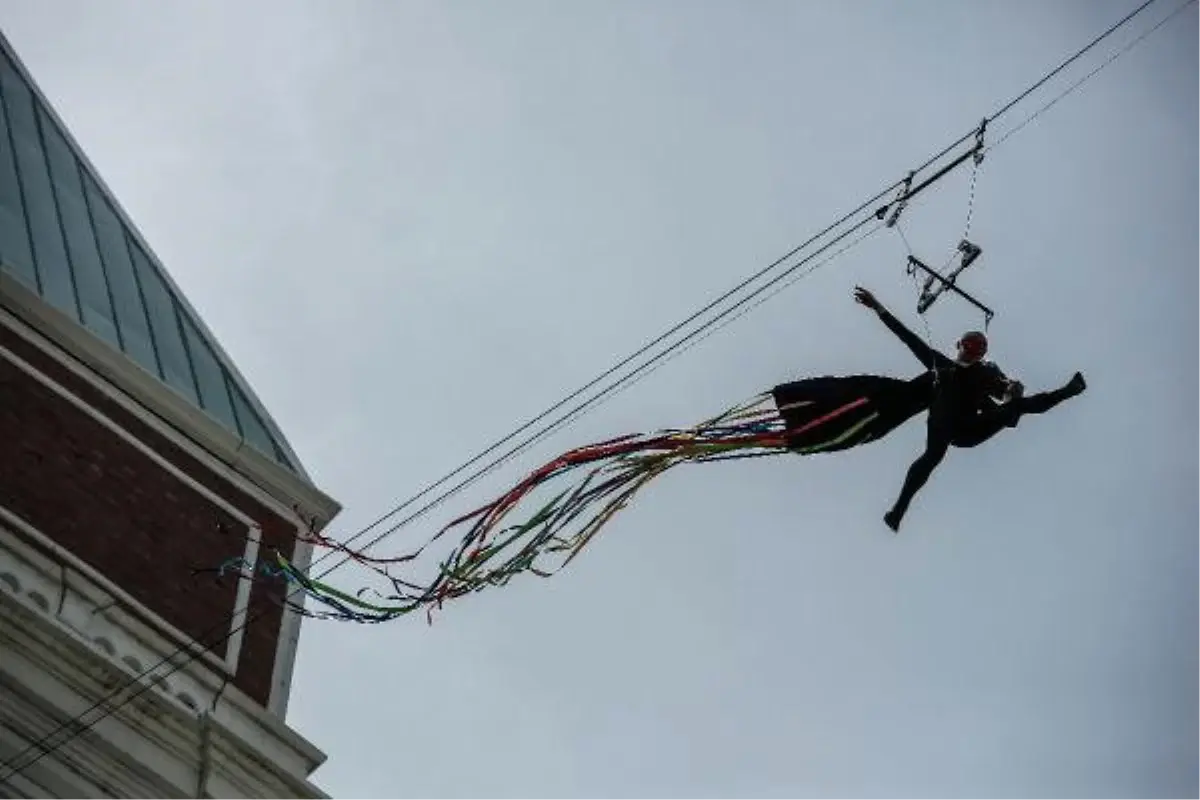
[853,286,881,311]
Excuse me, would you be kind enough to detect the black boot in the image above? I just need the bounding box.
[1066,371,1086,396]
[1011,372,1088,417]
[883,507,904,533]
[1043,371,1087,406]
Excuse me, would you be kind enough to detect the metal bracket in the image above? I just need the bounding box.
[972,118,988,166]
[878,170,915,228]
[872,140,982,225]
[906,239,994,324]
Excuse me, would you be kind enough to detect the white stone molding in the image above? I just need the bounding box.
[0,520,327,798]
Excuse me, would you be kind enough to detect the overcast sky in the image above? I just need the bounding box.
[2,1,1196,797]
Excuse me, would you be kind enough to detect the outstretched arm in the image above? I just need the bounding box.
[854,287,951,371]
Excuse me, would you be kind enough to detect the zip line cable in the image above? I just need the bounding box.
[304,211,891,586]
[0,0,1183,781]
[507,219,893,459]
[985,0,1167,123]
[262,213,894,620]
[987,0,1196,154]
[202,210,891,618]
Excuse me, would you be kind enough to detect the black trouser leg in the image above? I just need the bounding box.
[1017,378,1081,415]
[885,373,1085,530]
[886,436,949,530]
[959,371,1086,441]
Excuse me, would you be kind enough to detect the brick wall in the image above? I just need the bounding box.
[0,322,295,707]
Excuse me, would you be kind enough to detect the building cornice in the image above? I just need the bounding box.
[0,305,325,718]
[0,522,328,798]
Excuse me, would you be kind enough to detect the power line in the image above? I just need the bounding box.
[0,0,1178,782]
[987,0,1197,153]
[987,0,1164,122]
[323,212,893,566]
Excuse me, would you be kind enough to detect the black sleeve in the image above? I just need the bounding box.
[875,308,952,371]
[986,362,1016,399]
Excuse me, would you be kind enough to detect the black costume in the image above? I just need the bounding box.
[770,299,1085,531]
[770,374,927,453]
[869,305,1085,530]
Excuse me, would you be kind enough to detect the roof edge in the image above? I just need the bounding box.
[0,277,341,528]
[0,26,312,481]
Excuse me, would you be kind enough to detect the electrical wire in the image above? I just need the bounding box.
[986,0,1196,154]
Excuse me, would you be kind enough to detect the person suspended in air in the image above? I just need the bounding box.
[850,286,1086,531]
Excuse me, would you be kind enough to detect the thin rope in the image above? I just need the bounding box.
[962,159,981,241]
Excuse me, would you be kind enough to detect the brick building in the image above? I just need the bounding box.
[0,28,338,797]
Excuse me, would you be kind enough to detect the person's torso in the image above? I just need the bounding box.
[927,361,1000,418]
